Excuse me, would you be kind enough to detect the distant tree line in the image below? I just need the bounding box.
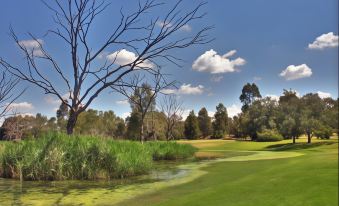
[0,83,337,143]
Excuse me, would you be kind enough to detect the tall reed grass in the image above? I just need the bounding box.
[0,133,196,181]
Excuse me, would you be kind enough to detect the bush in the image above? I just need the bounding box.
[146,141,197,160]
[0,133,196,181]
[314,125,332,139]
[257,129,283,142]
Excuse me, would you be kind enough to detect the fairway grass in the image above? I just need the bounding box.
[119,138,338,206]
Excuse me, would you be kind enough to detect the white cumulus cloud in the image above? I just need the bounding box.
[179,84,204,95]
[192,49,246,74]
[180,24,192,32]
[44,96,60,105]
[227,104,241,117]
[265,94,280,101]
[156,21,191,32]
[308,32,338,50]
[116,100,129,105]
[9,102,34,110]
[208,111,215,117]
[317,91,331,99]
[107,49,153,68]
[162,84,204,95]
[279,64,312,80]
[210,75,223,82]
[253,76,262,81]
[18,39,44,56]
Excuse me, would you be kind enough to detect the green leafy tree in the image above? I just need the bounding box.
[277,89,303,143]
[184,111,200,140]
[31,113,48,137]
[300,93,325,143]
[228,115,246,138]
[241,97,278,140]
[239,83,261,111]
[126,111,142,140]
[320,97,338,135]
[212,103,228,138]
[198,107,212,137]
[115,121,126,138]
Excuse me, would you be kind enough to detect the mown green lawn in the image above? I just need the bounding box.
[119,138,338,206]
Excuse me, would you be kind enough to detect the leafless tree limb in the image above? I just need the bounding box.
[0,0,212,134]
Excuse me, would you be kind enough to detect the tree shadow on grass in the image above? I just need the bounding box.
[265,141,337,151]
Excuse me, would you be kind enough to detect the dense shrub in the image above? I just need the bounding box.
[0,133,196,181]
[257,129,283,142]
[314,125,332,139]
[146,141,197,160]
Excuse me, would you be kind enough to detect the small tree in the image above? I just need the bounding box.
[184,110,200,139]
[114,73,173,142]
[300,93,325,143]
[115,121,126,139]
[126,111,142,140]
[212,103,228,138]
[301,116,319,143]
[160,95,183,141]
[198,107,212,137]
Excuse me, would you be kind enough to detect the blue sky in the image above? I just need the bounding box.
[0,0,338,119]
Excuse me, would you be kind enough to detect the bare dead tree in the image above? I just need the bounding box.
[0,0,212,134]
[0,72,25,119]
[113,72,175,143]
[160,94,184,141]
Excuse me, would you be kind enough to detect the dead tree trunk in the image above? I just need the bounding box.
[66,110,78,135]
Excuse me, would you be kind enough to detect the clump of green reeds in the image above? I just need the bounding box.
[1,133,152,180]
[0,133,196,181]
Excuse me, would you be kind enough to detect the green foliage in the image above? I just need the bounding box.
[126,111,142,140]
[314,124,332,139]
[184,111,200,139]
[239,83,261,111]
[0,133,196,181]
[198,107,212,137]
[256,129,283,142]
[276,90,303,140]
[75,109,125,138]
[1,133,151,180]
[129,83,156,113]
[240,98,278,140]
[212,103,228,139]
[146,141,197,160]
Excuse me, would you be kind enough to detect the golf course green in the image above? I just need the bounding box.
[118,138,338,206]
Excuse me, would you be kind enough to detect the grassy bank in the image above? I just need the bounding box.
[120,138,338,206]
[0,133,196,181]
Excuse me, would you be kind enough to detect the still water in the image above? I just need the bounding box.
[0,160,205,206]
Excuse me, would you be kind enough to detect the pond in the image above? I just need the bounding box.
[0,150,302,205]
[0,159,207,206]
